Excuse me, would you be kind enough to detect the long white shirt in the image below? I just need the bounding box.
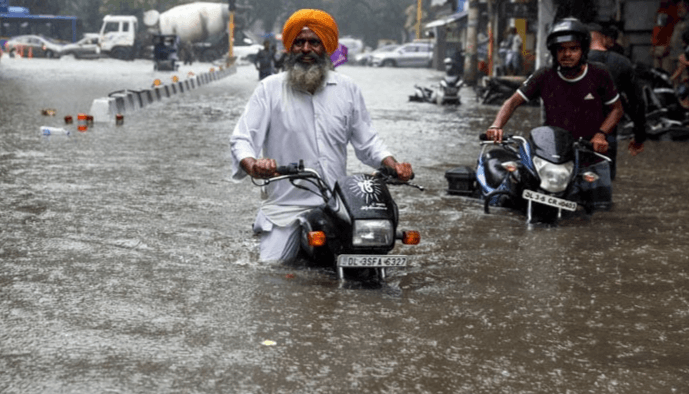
[230,70,392,229]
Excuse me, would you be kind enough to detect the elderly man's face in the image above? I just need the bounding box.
[291,28,325,63]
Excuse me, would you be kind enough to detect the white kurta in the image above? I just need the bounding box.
[230,70,393,231]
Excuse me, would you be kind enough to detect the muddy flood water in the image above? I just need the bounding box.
[1,56,688,393]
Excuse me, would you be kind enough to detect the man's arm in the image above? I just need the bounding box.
[485,92,526,142]
[590,99,624,153]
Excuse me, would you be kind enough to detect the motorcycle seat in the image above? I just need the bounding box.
[481,149,518,188]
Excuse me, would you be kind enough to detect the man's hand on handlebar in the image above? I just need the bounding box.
[242,157,279,179]
[393,162,413,182]
[381,156,413,182]
[486,126,504,143]
[590,132,609,154]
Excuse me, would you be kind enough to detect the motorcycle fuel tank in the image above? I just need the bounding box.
[334,174,397,221]
[529,126,575,164]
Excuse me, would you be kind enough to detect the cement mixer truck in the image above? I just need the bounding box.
[98,1,258,62]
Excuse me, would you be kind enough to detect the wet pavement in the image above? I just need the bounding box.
[1,55,688,393]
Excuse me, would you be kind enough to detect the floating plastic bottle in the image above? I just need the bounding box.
[40,126,71,136]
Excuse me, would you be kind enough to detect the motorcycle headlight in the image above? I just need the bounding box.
[533,157,574,193]
[440,80,448,87]
[352,220,394,247]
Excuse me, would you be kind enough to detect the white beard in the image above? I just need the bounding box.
[286,52,330,93]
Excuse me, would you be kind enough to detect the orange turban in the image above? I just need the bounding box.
[282,9,339,55]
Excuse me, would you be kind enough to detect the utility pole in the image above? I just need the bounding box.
[416,0,423,40]
[228,0,236,66]
[536,0,556,70]
[464,0,479,85]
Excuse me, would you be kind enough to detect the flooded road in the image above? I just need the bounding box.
[1,56,688,393]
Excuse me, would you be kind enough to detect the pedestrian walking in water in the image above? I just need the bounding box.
[254,40,275,80]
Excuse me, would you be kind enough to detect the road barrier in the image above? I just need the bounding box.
[89,64,236,123]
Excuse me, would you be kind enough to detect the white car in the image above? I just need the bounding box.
[354,44,400,66]
[371,41,433,68]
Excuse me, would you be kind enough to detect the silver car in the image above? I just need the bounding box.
[371,42,433,68]
[354,44,400,66]
[4,34,64,59]
[59,34,102,59]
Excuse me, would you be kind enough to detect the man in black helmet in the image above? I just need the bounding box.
[485,18,624,209]
[486,18,623,153]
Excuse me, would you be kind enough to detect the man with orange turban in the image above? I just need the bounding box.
[281,9,340,56]
[230,9,414,263]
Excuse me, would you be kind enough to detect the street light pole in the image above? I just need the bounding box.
[416,0,423,40]
[464,0,479,85]
[228,0,236,66]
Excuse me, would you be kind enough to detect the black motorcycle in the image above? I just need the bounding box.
[632,63,689,141]
[254,161,422,281]
[445,126,613,223]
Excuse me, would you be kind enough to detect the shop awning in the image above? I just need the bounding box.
[424,11,468,29]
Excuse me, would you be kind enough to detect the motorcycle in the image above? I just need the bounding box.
[253,160,423,281]
[409,57,464,105]
[630,63,689,141]
[445,126,613,224]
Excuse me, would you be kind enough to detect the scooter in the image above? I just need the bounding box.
[437,57,464,105]
[445,126,613,224]
[409,84,437,104]
[253,160,423,281]
[475,75,524,105]
[408,57,463,105]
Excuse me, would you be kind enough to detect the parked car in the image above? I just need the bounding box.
[354,44,400,66]
[371,41,433,68]
[4,35,64,58]
[59,34,102,59]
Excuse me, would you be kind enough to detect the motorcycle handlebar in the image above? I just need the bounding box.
[576,138,594,150]
[479,133,513,141]
[377,166,415,181]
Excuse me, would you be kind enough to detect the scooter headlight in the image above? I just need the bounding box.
[533,157,574,193]
[440,79,448,87]
[352,220,394,247]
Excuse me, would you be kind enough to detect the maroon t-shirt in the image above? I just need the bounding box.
[517,63,619,140]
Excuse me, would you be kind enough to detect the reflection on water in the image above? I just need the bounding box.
[1,59,688,393]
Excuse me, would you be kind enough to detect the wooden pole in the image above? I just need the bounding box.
[416,0,423,40]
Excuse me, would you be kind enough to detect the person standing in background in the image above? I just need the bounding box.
[254,40,275,80]
[505,27,523,76]
[652,0,678,73]
[670,1,689,74]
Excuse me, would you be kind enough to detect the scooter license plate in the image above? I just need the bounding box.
[337,255,408,268]
[522,190,577,211]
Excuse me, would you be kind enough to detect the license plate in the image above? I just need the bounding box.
[522,190,577,211]
[337,255,408,268]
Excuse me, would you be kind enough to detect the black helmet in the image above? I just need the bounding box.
[547,17,591,62]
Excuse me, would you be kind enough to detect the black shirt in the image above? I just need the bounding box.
[589,50,647,143]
